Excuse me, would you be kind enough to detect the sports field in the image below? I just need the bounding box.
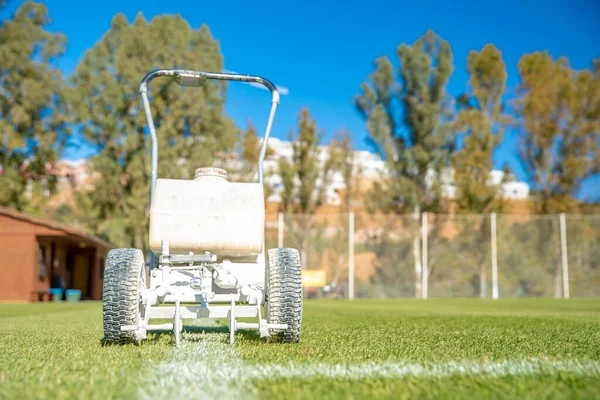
[1,299,599,399]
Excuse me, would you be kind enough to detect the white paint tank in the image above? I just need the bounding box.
[149,169,265,257]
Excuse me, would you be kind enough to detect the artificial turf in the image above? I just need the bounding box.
[0,299,599,399]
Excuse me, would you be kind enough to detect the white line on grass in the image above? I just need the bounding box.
[137,330,256,400]
[137,331,600,400]
[246,358,600,381]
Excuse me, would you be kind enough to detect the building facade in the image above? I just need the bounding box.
[0,207,112,302]
[43,137,530,211]
[262,137,529,206]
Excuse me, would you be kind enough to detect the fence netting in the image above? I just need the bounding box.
[565,215,600,297]
[353,213,419,298]
[269,212,599,299]
[427,214,491,298]
[496,215,562,297]
[279,213,349,299]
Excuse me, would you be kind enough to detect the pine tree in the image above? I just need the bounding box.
[71,13,237,250]
[450,44,510,297]
[515,52,600,214]
[277,108,340,269]
[278,108,338,214]
[353,29,455,298]
[354,29,455,214]
[324,129,359,293]
[0,1,71,213]
[226,120,275,202]
[452,44,510,214]
[513,52,600,297]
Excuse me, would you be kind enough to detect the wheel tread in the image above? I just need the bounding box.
[102,248,145,345]
[266,248,303,343]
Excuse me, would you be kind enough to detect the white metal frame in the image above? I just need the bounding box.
[122,69,288,346]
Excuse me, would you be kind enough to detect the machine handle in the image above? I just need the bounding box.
[139,69,280,198]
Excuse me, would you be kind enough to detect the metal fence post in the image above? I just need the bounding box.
[422,212,428,300]
[491,212,499,300]
[348,211,355,300]
[278,212,284,248]
[560,213,570,299]
[413,206,422,299]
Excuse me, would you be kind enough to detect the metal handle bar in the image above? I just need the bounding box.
[139,69,280,198]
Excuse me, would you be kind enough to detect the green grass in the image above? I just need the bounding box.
[1,299,599,399]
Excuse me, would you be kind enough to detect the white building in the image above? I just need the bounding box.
[262,138,389,205]
[263,137,529,205]
[47,137,529,206]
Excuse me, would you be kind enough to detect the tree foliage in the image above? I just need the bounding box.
[276,108,342,269]
[277,108,339,214]
[322,129,359,290]
[70,13,237,249]
[354,29,455,298]
[354,29,455,213]
[226,120,275,203]
[0,1,71,212]
[228,120,277,208]
[448,44,511,297]
[514,52,600,213]
[452,44,510,214]
[330,129,359,213]
[240,122,261,177]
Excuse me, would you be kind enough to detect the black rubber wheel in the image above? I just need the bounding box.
[102,248,146,345]
[265,248,303,343]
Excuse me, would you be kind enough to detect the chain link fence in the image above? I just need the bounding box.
[270,212,600,299]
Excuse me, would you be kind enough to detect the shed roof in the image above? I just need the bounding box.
[0,206,114,250]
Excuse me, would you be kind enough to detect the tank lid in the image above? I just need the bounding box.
[194,167,228,181]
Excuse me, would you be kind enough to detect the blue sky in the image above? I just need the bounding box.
[4,0,600,199]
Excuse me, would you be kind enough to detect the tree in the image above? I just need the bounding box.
[353,29,455,298]
[450,44,510,297]
[70,13,237,250]
[0,1,71,213]
[354,29,455,214]
[240,122,260,178]
[332,129,360,213]
[512,52,600,297]
[514,52,600,214]
[323,129,360,293]
[277,108,339,214]
[226,120,275,202]
[452,44,510,214]
[277,108,340,268]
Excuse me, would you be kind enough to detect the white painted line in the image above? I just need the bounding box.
[138,332,600,400]
[246,358,600,381]
[137,331,253,400]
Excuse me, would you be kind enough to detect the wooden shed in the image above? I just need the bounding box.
[0,206,113,302]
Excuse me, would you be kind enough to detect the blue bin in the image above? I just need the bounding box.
[66,289,81,303]
[49,288,63,302]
